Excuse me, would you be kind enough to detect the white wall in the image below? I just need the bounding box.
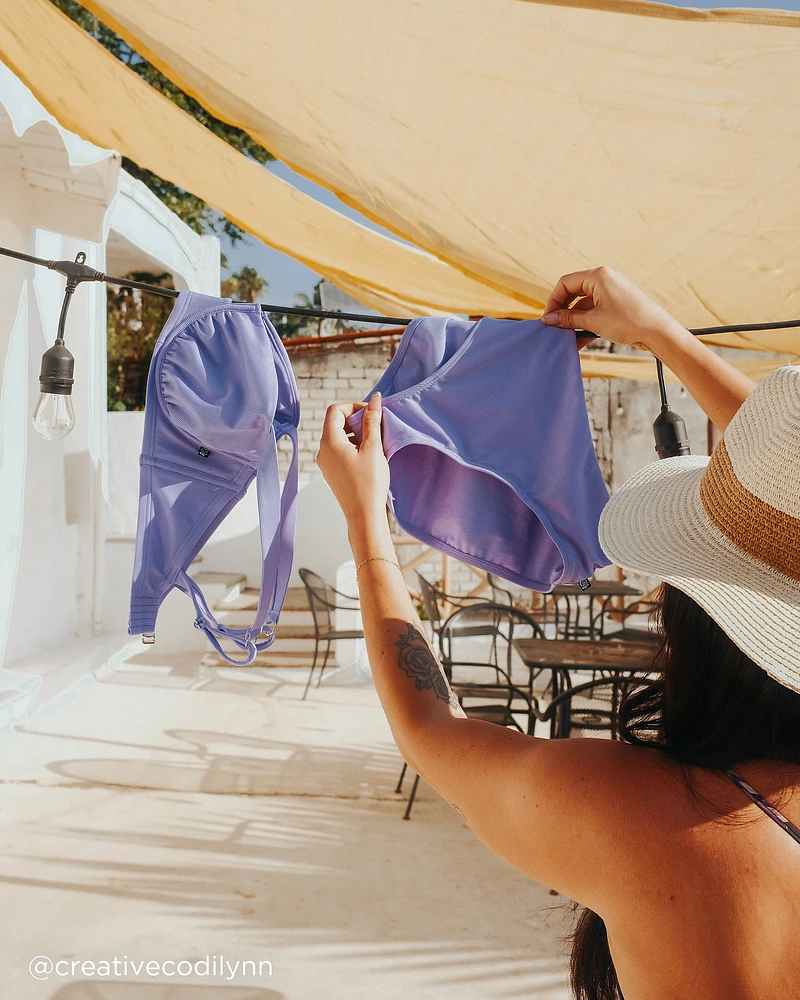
[0,66,220,673]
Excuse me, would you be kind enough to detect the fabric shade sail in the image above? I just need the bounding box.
[1,0,798,380]
[0,0,532,319]
[578,352,794,383]
[78,0,800,343]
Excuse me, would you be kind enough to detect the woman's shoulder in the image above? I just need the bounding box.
[532,739,799,866]
[567,740,800,871]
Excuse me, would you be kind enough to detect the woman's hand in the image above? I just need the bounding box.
[541,265,687,352]
[542,265,754,429]
[316,392,390,529]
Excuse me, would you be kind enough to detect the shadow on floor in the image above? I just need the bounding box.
[47,984,281,1000]
[3,791,571,997]
[43,726,401,797]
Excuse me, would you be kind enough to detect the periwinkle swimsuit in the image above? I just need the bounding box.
[347,315,611,591]
[128,291,300,664]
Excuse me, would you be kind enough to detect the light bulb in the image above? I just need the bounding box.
[33,392,75,440]
[34,341,75,440]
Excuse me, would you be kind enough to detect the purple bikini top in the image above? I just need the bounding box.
[129,291,300,664]
[348,316,610,590]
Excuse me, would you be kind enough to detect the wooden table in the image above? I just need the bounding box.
[537,580,644,640]
[514,637,657,670]
[514,636,659,737]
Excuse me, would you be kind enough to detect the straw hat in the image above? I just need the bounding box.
[598,365,800,693]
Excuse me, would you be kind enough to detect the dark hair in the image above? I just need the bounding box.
[569,582,800,1000]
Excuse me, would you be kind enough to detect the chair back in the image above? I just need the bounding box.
[544,674,644,739]
[487,573,514,606]
[299,567,335,635]
[416,572,443,632]
[439,603,545,732]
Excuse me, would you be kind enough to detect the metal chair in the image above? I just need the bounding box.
[416,573,500,651]
[534,672,646,740]
[440,603,547,717]
[600,594,661,642]
[298,568,364,699]
[486,572,515,606]
[397,603,545,819]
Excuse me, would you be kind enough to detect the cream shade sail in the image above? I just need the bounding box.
[578,352,794,383]
[1,0,798,382]
[0,0,536,319]
[79,0,800,343]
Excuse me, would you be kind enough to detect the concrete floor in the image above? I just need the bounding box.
[0,649,573,1000]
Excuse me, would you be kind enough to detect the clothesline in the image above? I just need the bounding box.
[3,244,800,339]
[0,244,413,326]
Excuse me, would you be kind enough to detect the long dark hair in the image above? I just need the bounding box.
[569,582,800,1000]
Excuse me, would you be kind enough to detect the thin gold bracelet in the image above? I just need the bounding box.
[356,556,402,574]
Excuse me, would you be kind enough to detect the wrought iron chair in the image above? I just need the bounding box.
[416,572,500,651]
[486,573,515,606]
[600,592,661,642]
[397,603,545,819]
[298,568,364,699]
[534,671,649,740]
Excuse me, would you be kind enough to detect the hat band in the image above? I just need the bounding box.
[699,439,800,582]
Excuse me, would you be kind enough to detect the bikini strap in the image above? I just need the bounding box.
[724,768,800,846]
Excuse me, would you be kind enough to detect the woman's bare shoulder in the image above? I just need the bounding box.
[499,738,709,904]
[533,738,800,904]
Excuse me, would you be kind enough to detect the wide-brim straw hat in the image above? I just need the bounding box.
[598,365,800,693]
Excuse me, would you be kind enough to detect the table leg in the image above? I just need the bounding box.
[549,667,560,739]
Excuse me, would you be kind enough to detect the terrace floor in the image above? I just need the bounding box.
[0,647,573,1000]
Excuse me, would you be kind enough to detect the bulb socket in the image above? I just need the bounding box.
[39,342,74,396]
[653,405,691,459]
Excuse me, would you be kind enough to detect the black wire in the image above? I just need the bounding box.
[261,304,410,325]
[100,273,414,324]
[656,358,669,407]
[689,318,800,336]
[4,243,800,336]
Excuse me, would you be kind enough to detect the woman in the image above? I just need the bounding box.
[316,266,800,1000]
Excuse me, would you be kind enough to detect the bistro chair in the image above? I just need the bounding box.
[601,591,662,642]
[416,572,501,651]
[298,568,364,699]
[486,573,515,606]
[397,603,544,819]
[535,671,647,740]
[440,603,547,710]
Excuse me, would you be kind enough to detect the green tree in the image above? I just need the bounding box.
[269,282,324,339]
[106,272,175,410]
[221,266,268,303]
[49,0,274,243]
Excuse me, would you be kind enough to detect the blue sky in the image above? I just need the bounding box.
[220,161,400,306]
[221,0,800,306]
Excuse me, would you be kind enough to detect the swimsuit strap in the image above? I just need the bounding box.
[724,768,800,846]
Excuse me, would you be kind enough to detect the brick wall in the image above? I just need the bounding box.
[278,337,397,481]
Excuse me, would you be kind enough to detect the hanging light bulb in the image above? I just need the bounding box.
[33,394,75,439]
[31,266,82,441]
[32,341,75,440]
[652,359,691,459]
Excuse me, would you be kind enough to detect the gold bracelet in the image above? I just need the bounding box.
[356,556,402,574]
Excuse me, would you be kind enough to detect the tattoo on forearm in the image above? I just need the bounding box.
[395,623,460,711]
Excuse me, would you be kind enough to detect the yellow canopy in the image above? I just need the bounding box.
[0,0,534,319]
[80,0,800,338]
[2,0,798,380]
[578,352,794,382]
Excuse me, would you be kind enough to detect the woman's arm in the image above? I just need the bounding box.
[315,395,670,908]
[317,396,465,771]
[541,266,755,431]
